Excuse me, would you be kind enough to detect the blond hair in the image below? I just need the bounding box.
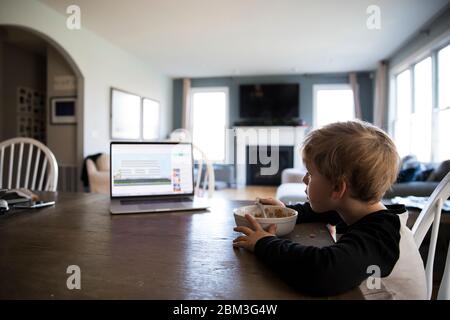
[302,120,399,203]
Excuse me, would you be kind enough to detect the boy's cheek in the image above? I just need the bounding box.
[310,203,325,212]
[308,198,331,213]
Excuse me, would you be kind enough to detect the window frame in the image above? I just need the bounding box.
[188,86,230,163]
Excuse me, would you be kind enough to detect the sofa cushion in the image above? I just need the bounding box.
[86,158,110,194]
[427,160,450,182]
[384,181,440,198]
[96,154,110,172]
[281,168,306,184]
[276,183,308,204]
[397,167,421,183]
[415,168,434,181]
[400,155,419,169]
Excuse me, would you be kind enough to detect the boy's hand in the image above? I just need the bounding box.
[258,197,286,207]
[233,214,277,252]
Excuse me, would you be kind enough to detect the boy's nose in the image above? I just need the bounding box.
[302,175,309,185]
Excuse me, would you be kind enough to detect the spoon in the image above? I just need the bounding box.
[255,197,267,218]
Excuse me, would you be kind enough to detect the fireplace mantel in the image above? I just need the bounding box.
[233,126,307,187]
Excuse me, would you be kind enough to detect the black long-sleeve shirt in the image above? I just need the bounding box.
[254,202,406,296]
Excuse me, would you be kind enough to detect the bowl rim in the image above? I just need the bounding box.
[233,205,298,222]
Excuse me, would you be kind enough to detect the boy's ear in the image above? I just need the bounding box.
[331,179,347,200]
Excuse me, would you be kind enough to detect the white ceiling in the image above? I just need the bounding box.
[39,0,450,78]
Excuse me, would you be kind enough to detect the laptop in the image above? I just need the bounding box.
[109,142,209,214]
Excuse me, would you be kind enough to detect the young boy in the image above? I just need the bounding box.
[233,120,427,299]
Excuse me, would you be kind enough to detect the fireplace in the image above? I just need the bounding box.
[234,126,306,187]
[246,146,294,186]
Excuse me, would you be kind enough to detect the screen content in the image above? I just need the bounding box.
[111,143,194,197]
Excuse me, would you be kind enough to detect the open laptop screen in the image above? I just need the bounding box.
[110,142,194,198]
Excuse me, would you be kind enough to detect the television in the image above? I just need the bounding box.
[239,84,299,120]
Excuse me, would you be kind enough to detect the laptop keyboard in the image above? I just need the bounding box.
[120,197,193,205]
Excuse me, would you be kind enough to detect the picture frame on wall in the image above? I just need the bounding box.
[111,88,141,140]
[50,97,77,125]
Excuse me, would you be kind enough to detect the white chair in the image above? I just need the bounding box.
[192,145,215,198]
[170,129,215,198]
[0,137,58,191]
[411,171,450,299]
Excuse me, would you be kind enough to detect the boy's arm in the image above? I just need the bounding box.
[287,202,343,225]
[254,214,400,296]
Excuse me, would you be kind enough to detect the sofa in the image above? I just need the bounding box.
[384,159,450,198]
[85,153,110,194]
[276,168,308,204]
[276,159,450,203]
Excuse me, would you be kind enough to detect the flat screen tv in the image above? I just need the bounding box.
[239,84,299,120]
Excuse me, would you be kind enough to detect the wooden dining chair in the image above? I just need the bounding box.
[0,137,58,191]
[411,171,450,299]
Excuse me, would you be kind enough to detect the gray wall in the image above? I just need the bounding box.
[172,72,374,131]
[0,41,46,141]
[389,5,450,69]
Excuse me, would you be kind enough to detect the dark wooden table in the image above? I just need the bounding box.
[0,192,390,299]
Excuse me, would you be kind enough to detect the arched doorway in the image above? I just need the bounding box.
[0,25,84,191]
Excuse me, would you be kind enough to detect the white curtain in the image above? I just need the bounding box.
[373,61,388,130]
[349,73,362,120]
[182,78,191,129]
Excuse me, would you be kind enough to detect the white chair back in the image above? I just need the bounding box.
[0,137,58,191]
[170,129,215,198]
[193,146,215,198]
[411,171,450,299]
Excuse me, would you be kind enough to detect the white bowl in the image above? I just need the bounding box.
[233,205,298,236]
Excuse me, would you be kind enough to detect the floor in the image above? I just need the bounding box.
[213,185,277,201]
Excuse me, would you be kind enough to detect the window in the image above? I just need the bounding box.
[438,44,450,110]
[393,59,433,161]
[313,85,355,129]
[437,45,450,160]
[390,43,450,163]
[412,58,432,162]
[110,88,160,141]
[111,88,141,140]
[394,70,412,158]
[437,108,450,161]
[190,87,228,162]
[142,98,160,140]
